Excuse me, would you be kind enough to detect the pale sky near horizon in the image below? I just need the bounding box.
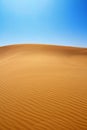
[0,0,87,47]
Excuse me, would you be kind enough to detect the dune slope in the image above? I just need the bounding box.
[0,44,87,130]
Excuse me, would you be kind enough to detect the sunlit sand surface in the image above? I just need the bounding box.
[0,44,87,130]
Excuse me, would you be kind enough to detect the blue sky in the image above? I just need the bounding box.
[0,0,87,47]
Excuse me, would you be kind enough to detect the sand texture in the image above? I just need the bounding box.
[0,44,87,130]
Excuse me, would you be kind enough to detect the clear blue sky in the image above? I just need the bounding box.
[0,0,87,47]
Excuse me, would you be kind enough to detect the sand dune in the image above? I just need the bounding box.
[0,44,87,130]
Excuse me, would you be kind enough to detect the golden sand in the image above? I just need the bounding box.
[0,44,87,130]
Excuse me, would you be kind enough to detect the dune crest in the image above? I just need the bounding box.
[0,44,87,130]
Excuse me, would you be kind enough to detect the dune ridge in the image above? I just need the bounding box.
[0,44,87,130]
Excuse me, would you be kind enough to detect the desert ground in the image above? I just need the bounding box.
[0,44,87,130]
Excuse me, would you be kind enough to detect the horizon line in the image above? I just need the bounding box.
[0,43,87,49]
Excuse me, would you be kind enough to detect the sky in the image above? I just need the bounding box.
[0,0,87,47]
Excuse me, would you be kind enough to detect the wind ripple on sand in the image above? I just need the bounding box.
[0,44,87,130]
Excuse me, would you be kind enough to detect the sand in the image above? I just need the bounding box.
[0,44,87,130]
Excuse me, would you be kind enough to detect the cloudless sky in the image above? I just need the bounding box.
[0,0,87,47]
